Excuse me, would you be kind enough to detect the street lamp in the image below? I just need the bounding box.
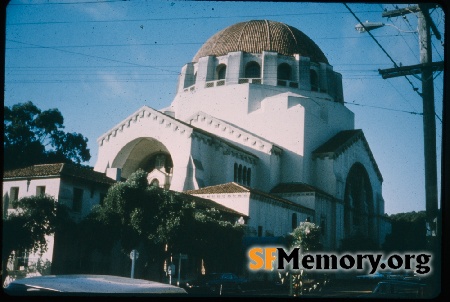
[355,21,417,33]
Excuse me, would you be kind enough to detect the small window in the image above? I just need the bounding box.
[150,179,160,187]
[234,163,238,182]
[36,186,46,196]
[10,187,19,202]
[9,187,19,208]
[217,64,226,80]
[292,213,298,231]
[245,61,261,78]
[321,218,326,236]
[16,250,29,269]
[73,188,83,213]
[278,63,291,81]
[90,185,95,198]
[155,154,166,169]
[247,168,251,186]
[238,165,243,183]
[99,193,106,206]
[310,70,319,91]
[243,167,247,185]
[257,226,263,237]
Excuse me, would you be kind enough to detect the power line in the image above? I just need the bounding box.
[6,11,380,25]
[343,3,422,98]
[344,101,423,116]
[6,39,181,75]
[8,0,129,5]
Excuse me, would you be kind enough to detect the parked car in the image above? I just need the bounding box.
[185,273,247,295]
[4,274,187,296]
[359,279,428,299]
[356,271,391,280]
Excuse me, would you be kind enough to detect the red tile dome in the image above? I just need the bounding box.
[193,20,328,64]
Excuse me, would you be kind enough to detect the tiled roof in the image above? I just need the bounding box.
[270,182,334,199]
[185,182,249,195]
[193,20,328,64]
[313,129,363,155]
[3,163,116,185]
[177,191,247,218]
[186,182,314,213]
[312,129,383,182]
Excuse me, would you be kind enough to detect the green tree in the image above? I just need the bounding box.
[4,101,90,170]
[79,170,244,279]
[2,195,70,286]
[382,211,427,252]
[285,222,322,296]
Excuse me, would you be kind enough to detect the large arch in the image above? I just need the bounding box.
[343,162,374,240]
[111,137,173,188]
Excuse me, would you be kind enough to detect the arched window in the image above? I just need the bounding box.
[278,63,291,81]
[234,163,238,182]
[150,179,159,187]
[310,70,319,91]
[247,168,251,186]
[243,167,247,185]
[217,64,227,80]
[292,213,298,231]
[344,163,374,241]
[245,61,261,78]
[238,164,243,183]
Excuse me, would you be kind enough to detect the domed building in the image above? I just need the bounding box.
[94,20,391,250]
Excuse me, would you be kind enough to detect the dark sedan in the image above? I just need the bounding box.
[185,273,247,295]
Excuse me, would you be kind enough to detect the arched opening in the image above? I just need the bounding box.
[217,64,227,80]
[234,163,238,182]
[278,63,291,81]
[245,61,261,78]
[310,69,319,91]
[111,138,174,189]
[344,163,374,240]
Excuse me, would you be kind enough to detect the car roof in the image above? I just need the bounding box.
[6,274,187,295]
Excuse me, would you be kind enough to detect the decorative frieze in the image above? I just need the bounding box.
[97,106,190,146]
[189,111,282,156]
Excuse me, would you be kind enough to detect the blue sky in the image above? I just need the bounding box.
[4,1,444,215]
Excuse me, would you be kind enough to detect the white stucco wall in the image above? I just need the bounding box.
[3,179,61,270]
[95,106,195,191]
[3,178,61,217]
[190,192,313,238]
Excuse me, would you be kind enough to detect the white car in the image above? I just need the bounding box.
[4,274,187,296]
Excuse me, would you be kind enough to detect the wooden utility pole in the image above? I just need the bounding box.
[380,4,441,297]
[380,5,440,236]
